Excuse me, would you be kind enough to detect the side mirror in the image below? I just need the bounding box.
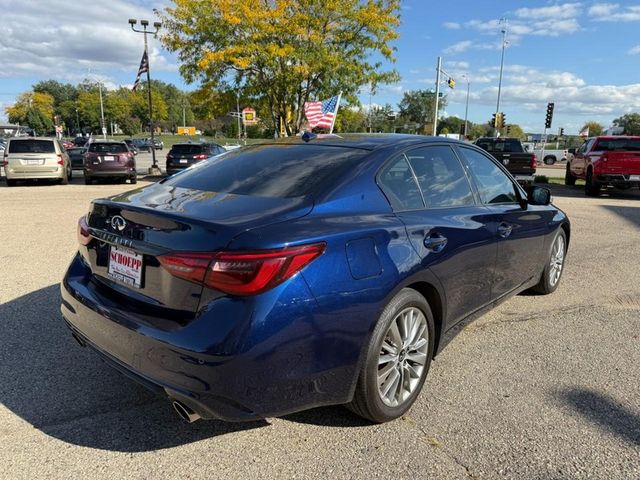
[528,186,552,206]
[568,148,576,155]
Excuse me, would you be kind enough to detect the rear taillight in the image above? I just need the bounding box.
[158,243,326,296]
[531,154,538,170]
[194,154,208,160]
[57,154,64,166]
[77,216,92,246]
[1,154,7,167]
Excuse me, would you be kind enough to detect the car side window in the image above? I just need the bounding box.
[459,147,518,205]
[405,145,475,208]
[378,156,425,211]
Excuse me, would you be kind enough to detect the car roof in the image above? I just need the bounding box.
[8,137,56,141]
[260,133,462,151]
[88,139,126,144]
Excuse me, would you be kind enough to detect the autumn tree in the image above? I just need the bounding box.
[160,0,401,136]
[580,121,603,136]
[5,92,55,133]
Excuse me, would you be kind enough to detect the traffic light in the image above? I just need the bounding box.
[495,112,504,129]
[500,113,506,129]
[447,77,456,89]
[559,127,564,136]
[491,113,497,128]
[506,125,512,135]
[545,102,554,129]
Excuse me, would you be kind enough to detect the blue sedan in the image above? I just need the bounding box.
[61,134,569,423]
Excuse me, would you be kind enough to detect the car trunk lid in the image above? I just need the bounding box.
[83,183,313,323]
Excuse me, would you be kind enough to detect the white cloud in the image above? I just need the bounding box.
[589,4,640,21]
[443,40,473,54]
[628,45,640,55]
[515,3,582,20]
[0,0,176,81]
[443,22,461,29]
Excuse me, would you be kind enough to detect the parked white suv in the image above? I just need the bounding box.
[2,137,72,186]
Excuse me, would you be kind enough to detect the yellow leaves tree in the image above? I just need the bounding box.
[161,0,401,135]
[6,92,55,130]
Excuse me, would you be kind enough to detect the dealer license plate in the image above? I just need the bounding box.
[108,246,143,288]
[179,159,188,163]
[103,155,115,161]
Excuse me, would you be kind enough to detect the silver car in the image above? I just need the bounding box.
[3,137,72,186]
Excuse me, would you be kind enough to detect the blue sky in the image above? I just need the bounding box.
[1,1,640,134]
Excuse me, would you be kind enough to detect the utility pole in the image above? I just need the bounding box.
[495,18,508,137]
[433,56,442,136]
[129,18,162,175]
[98,81,106,140]
[463,74,470,138]
[236,91,242,141]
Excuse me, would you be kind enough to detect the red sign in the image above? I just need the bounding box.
[242,107,257,126]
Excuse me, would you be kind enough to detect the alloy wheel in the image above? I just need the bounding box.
[549,234,565,287]
[377,307,429,407]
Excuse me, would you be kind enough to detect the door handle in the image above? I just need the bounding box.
[424,233,448,253]
[497,223,513,238]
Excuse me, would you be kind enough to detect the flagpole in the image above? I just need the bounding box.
[328,92,342,134]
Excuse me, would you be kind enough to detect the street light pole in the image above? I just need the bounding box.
[129,18,162,175]
[98,81,106,139]
[495,18,508,136]
[433,56,442,136]
[463,74,470,138]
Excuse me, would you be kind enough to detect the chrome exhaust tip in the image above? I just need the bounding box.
[172,400,201,423]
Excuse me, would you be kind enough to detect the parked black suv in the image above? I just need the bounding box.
[165,142,226,175]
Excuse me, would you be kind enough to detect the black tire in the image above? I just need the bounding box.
[564,163,576,186]
[531,229,567,295]
[130,175,137,184]
[544,156,556,165]
[6,179,16,187]
[347,288,435,423]
[84,176,92,185]
[60,171,69,185]
[68,167,73,181]
[585,168,600,196]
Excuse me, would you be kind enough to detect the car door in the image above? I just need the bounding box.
[572,139,594,177]
[457,146,550,300]
[378,145,496,326]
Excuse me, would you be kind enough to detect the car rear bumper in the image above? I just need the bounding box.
[84,168,135,177]
[60,253,357,421]
[514,174,535,183]
[597,173,640,184]
[5,166,65,179]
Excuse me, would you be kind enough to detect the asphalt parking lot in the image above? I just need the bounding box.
[0,178,638,479]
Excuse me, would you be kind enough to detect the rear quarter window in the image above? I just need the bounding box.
[8,140,56,154]
[164,144,367,198]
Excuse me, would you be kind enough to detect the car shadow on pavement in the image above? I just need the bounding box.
[557,387,640,446]
[0,284,267,452]
[600,205,640,228]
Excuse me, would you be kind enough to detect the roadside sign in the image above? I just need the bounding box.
[242,107,257,126]
[178,126,196,136]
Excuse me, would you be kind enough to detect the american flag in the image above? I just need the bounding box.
[132,50,149,92]
[304,95,340,129]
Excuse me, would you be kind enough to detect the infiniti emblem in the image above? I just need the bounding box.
[502,158,510,166]
[108,215,127,232]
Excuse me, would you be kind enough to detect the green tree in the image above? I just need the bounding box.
[468,123,492,140]
[437,116,464,136]
[613,113,640,135]
[130,86,168,130]
[333,106,367,133]
[580,120,604,136]
[33,80,78,106]
[505,124,526,140]
[25,107,53,134]
[160,0,401,135]
[398,90,447,132]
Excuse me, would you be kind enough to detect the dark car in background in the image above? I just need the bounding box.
[67,147,87,170]
[73,136,89,147]
[62,135,570,425]
[123,139,139,155]
[132,138,164,152]
[83,140,136,185]
[165,142,226,175]
[475,137,537,186]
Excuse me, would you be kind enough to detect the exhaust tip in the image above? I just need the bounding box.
[172,400,201,423]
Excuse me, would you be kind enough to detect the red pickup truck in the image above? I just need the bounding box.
[565,136,640,196]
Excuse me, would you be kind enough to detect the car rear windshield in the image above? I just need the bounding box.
[595,139,640,151]
[476,139,524,153]
[164,144,367,198]
[170,144,204,155]
[88,143,128,154]
[8,140,56,154]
